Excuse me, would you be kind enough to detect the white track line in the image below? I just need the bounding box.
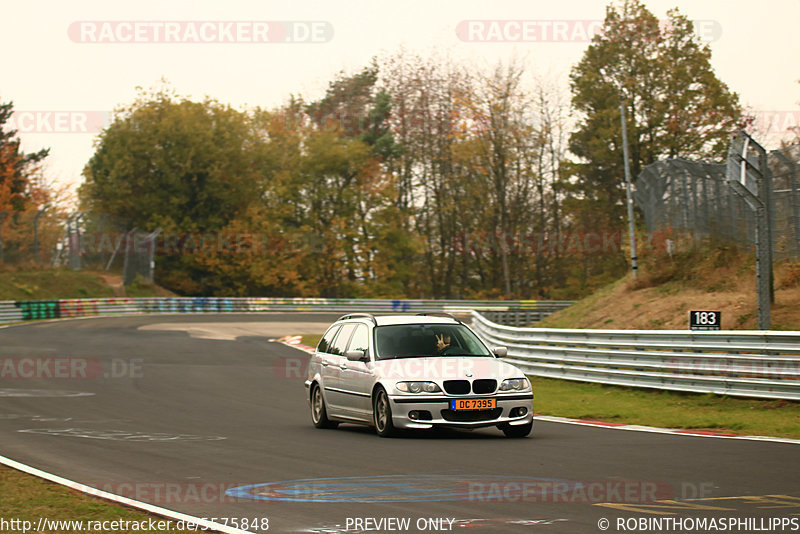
[532,415,800,445]
[0,454,252,534]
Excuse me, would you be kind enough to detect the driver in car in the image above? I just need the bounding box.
[435,333,451,355]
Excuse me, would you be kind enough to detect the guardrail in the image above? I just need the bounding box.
[471,312,800,400]
[0,297,573,325]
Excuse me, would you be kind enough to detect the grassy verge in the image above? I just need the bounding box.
[0,269,115,300]
[531,375,800,438]
[299,334,323,348]
[0,465,197,533]
[535,277,627,328]
[0,268,175,300]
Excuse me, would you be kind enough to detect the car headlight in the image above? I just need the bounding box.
[396,381,442,394]
[499,378,531,391]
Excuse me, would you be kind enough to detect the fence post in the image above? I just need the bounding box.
[122,228,137,286]
[726,131,772,330]
[759,151,775,304]
[33,206,48,264]
[97,214,109,267]
[619,102,638,279]
[69,212,85,270]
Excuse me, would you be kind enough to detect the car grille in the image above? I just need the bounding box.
[472,379,497,394]
[443,379,497,395]
[443,380,471,395]
[440,408,503,422]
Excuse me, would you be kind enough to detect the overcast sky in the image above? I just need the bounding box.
[3,0,799,200]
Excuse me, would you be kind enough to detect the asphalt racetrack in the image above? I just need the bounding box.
[1,314,799,533]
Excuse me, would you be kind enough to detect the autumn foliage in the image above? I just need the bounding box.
[78,2,757,298]
[0,100,61,264]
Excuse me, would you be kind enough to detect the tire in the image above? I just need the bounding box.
[373,387,397,437]
[310,383,338,429]
[499,421,533,438]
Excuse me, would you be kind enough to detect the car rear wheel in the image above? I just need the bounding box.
[499,421,532,438]
[310,383,338,429]
[373,387,396,437]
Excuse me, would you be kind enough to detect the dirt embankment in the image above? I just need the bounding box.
[538,244,800,330]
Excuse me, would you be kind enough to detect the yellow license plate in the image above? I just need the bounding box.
[450,398,496,410]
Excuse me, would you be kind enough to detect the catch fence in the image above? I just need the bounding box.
[635,142,800,260]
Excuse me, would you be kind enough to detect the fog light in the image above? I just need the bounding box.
[409,410,432,421]
[510,407,528,417]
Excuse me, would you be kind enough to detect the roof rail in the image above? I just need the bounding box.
[416,312,461,323]
[338,313,378,325]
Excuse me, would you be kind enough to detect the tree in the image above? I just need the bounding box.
[0,99,62,264]
[80,86,267,234]
[378,51,574,298]
[301,68,407,296]
[0,100,49,213]
[466,59,534,296]
[80,85,272,293]
[305,61,396,159]
[194,83,406,298]
[569,0,745,230]
[524,77,572,295]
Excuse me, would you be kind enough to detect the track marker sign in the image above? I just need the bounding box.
[689,311,721,330]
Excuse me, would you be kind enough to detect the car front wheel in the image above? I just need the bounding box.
[373,387,396,437]
[310,383,338,429]
[499,421,532,438]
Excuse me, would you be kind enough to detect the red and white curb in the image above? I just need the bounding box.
[533,414,800,445]
[275,335,316,354]
[276,337,800,445]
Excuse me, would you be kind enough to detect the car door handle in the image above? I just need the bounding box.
[339,362,348,370]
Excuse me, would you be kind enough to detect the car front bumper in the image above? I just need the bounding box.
[388,393,534,430]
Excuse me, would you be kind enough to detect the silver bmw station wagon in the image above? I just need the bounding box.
[304,313,533,437]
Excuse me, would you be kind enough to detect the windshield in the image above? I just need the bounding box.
[374,324,493,360]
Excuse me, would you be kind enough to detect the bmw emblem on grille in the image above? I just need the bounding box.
[465,370,473,377]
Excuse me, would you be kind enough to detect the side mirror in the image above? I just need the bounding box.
[492,346,508,358]
[346,349,367,362]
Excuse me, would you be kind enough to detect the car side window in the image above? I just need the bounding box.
[328,324,356,356]
[317,326,340,354]
[347,324,369,357]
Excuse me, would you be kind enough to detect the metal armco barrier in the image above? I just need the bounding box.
[0,297,573,325]
[471,312,800,400]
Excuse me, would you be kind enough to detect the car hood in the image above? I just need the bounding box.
[372,356,524,381]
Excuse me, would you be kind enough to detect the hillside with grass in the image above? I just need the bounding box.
[0,268,176,300]
[537,242,800,330]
